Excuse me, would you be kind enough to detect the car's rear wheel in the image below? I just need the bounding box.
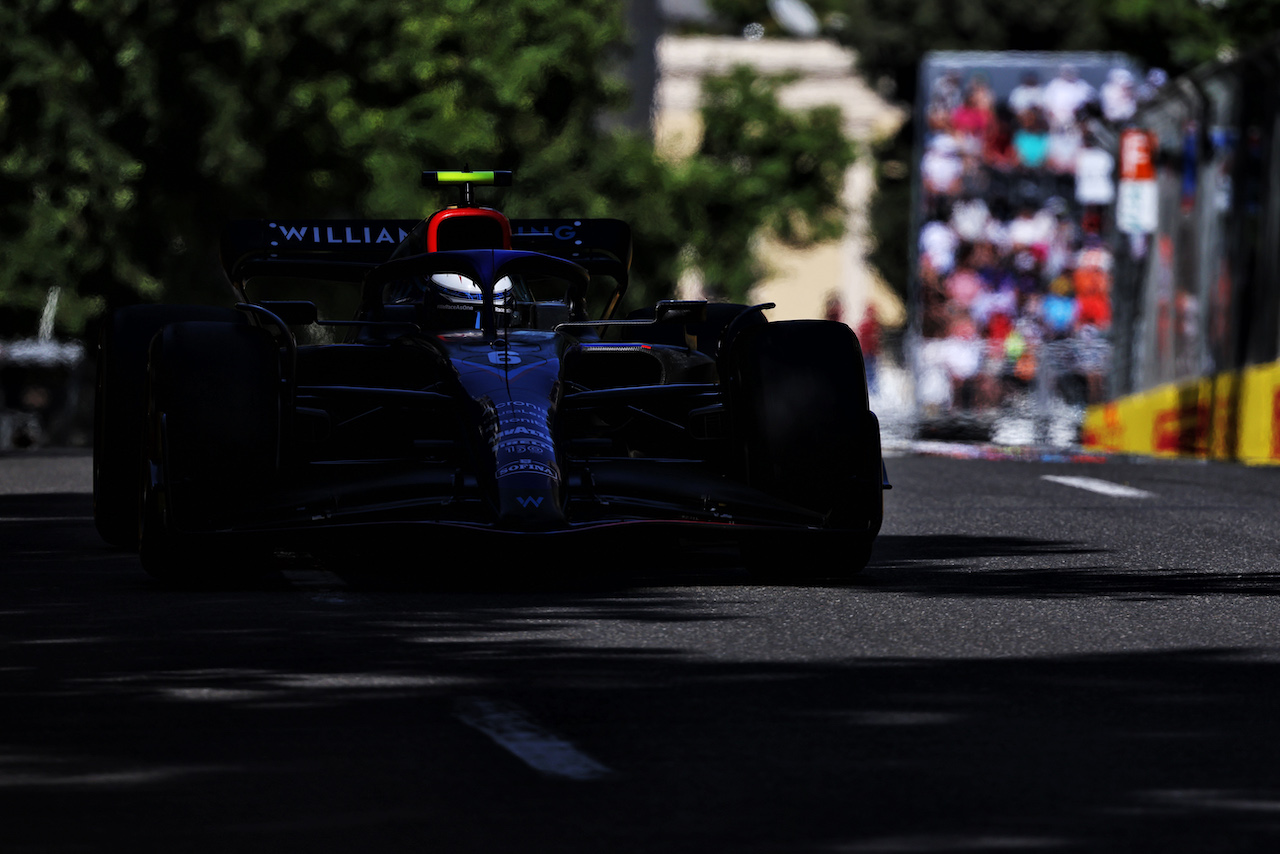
[94,306,245,547]
[139,320,281,584]
[724,320,883,581]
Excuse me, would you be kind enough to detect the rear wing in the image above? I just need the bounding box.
[510,219,632,282]
[221,217,632,285]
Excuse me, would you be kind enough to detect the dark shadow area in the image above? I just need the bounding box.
[0,491,92,520]
[8,490,1280,852]
[0,493,303,593]
[873,533,1102,564]
[1,493,748,593]
[1,492,102,558]
[3,574,1280,853]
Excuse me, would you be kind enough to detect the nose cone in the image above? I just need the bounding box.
[443,330,567,530]
[492,396,565,529]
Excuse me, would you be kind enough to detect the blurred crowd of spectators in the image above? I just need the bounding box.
[916,63,1162,413]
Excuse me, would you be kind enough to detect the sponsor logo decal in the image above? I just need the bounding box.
[512,222,582,242]
[268,222,410,247]
[496,460,558,479]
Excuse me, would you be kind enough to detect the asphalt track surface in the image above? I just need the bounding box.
[4,448,1280,852]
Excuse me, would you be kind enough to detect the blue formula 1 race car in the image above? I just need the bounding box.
[93,171,888,584]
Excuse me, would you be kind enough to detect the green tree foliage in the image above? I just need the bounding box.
[510,67,855,307]
[711,0,1279,98]
[0,0,855,337]
[0,0,631,335]
[670,67,854,302]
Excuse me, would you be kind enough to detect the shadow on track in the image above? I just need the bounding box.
[7,493,1280,851]
[4,579,1280,852]
[864,533,1280,600]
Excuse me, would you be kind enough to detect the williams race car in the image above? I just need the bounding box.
[93,171,887,583]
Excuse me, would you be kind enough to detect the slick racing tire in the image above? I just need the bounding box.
[138,320,280,584]
[725,320,883,580]
[93,305,245,547]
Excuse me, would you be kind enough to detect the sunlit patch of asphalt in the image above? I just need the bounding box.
[0,751,233,788]
[66,668,479,708]
[1132,788,1280,815]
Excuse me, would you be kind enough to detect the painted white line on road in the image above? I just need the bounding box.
[1041,475,1155,499]
[455,698,614,781]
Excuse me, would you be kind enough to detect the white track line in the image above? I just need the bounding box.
[455,698,614,781]
[1041,475,1155,499]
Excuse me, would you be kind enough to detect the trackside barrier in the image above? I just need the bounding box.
[1082,361,1280,465]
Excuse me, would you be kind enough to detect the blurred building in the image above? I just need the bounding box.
[646,33,907,327]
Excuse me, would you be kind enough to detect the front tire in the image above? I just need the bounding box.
[93,305,244,547]
[139,320,281,583]
[724,320,883,580]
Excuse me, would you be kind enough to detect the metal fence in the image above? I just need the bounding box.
[1109,37,1280,399]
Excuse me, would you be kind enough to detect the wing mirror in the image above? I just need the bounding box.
[654,300,708,326]
[654,300,708,350]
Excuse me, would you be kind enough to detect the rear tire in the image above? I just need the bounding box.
[724,320,883,580]
[139,321,281,583]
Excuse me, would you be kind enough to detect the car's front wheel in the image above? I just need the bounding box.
[138,320,281,584]
[724,320,883,580]
[93,305,245,547]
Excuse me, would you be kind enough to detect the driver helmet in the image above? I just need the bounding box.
[428,273,514,304]
[385,273,514,306]
[383,271,523,330]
